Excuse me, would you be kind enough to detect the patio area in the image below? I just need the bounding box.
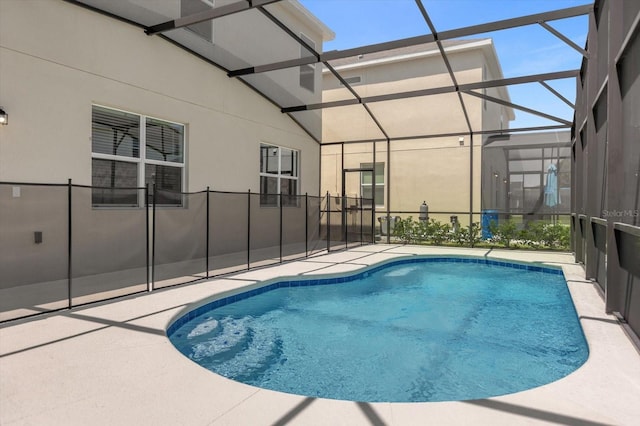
[1,244,639,425]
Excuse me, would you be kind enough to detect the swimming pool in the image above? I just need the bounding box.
[168,256,588,402]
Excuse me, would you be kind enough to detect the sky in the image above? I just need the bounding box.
[299,0,591,130]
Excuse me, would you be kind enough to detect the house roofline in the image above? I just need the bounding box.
[325,39,494,72]
[479,41,515,121]
[285,0,335,42]
[322,38,516,122]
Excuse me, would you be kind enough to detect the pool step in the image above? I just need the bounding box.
[217,326,284,381]
[189,316,250,361]
[186,316,283,379]
[186,318,219,339]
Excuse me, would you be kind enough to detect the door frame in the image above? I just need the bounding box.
[342,168,375,244]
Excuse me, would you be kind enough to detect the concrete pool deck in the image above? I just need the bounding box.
[1,245,639,425]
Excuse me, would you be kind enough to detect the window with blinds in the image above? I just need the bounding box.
[91,105,185,207]
[259,143,299,207]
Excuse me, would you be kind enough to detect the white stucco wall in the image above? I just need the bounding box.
[0,0,319,194]
[320,43,498,225]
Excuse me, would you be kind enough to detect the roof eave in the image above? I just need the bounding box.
[327,38,494,72]
[284,0,335,42]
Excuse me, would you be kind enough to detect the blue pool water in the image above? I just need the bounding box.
[168,257,588,402]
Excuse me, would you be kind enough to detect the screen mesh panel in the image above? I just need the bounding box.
[0,184,69,320]
[153,190,207,288]
[71,186,147,304]
[249,192,280,268]
[307,195,326,256]
[209,192,249,275]
[282,195,307,261]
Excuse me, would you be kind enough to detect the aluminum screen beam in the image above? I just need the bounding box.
[539,81,576,108]
[145,0,282,35]
[256,5,390,141]
[415,0,472,133]
[229,34,438,77]
[257,5,319,60]
[438,4,592,40]
[282,84,455,113]
[538,21,589,58]
[323,62,391,140]
[463,90,573,125]
[258,4,391,139]
[282,70,579,113]
[464,70,579,90]
[320,124,571,146]
[228,4,592,77]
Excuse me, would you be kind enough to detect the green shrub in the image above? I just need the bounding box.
[451,222,481,247]
[394,217,570,251]
[488,219,518,248]
[428,219,451,245]
[519,221,546,248]
[394,217,455,245]
[519,221,570,250]
[450,225,466,246]
[393,216,418,244]
[415,219,430,242]
[542,223,570,249]
[465,222,482,247]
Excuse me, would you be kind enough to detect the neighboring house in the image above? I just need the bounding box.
[320,38,515,227]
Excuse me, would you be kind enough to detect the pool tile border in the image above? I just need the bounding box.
[167,256,564,336]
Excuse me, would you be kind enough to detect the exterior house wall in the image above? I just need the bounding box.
[320,41,508,228]
[0,0,324,292]
[480,48,512,137]
[0,0,320,193]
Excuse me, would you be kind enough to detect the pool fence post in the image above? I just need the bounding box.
[67,178,72,309]
[371,196,375,244]
[386,138,391,244]
[247,189,251,270]
[151,183,156,290]
[326,191,331,253]
[372,141,376,246]
[360,195,363,245]
[279,192,283,263]
[469,132,474,247]
[206,186,210,279]
[305,193,308,257]
[145,184,150,292]
[344,194,348,251]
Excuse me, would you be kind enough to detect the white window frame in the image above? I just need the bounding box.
[259,143,300,207]
[360,162,385,208]
[91,104,185,207]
